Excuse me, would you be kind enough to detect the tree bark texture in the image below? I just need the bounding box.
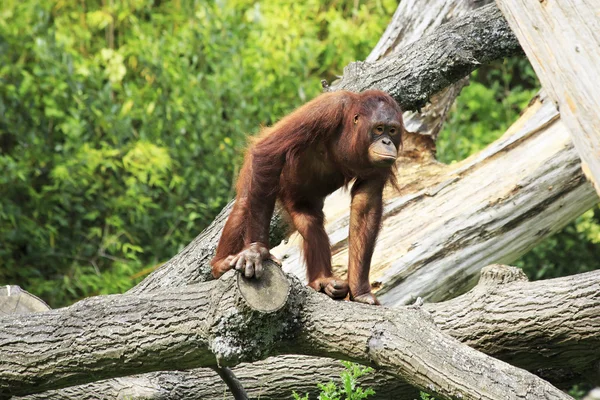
[328,4,521,111]
[15,266,600,399]
[495,0,600,195]
[366,0,492,63]
[3,266,586,399]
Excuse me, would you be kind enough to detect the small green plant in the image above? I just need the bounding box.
[568,383,592,400]
[419,391,436,400]
[292,361,375,400]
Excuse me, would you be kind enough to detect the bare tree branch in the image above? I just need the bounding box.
[328,4,521,111]
[2,266,579,399]
[15,266,600,399]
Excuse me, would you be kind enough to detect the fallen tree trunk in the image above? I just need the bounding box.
[2,265,583,400]
[328,4,520,111]
[496,0,600,195]
[16,265,600,399]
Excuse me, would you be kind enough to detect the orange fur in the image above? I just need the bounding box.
[211,90,403,303]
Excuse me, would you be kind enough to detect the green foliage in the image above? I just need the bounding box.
[517,206,600,280]
[292,361,375,400]
[419,392,436,400]
[437,56,600,281]
[0,0,396,307]
[568,384,593,400]
[437,57,539,163]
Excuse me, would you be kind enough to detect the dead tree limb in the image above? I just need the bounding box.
[1,266,577,400]
[15,266,600,399]
[496,0,600,195]
[327,4,521,111]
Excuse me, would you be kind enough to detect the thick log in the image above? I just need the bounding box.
[1,279,222,396]
[496,0,600,195]
[366,0,493,63]
[1,267,574,399]
[17,266,600,399]
[426,265,600,381]
[328,4,521,111]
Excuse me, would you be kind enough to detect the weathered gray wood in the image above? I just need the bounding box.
[17,266,600,399]
[0,272,305,397]
[1,267,573,399]
[328,4,521,111]
[237,262,289,312]
[426,265,600,381]
[366,0,493,63]
[369,0,495,141]
[0,279,220,396]
[17,356,411,400]
[496,0,600,195]
[0,286,50,315]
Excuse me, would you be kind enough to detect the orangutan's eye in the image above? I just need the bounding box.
[389,128,397,135]
[375,126,384,134]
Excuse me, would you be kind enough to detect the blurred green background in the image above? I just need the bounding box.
[1,0,598,308]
